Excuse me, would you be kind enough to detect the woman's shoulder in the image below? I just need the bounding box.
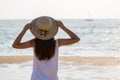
[29,38,35,47]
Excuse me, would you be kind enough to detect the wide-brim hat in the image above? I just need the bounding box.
[30,16,58,40]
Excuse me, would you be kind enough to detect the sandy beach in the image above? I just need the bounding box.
[0,56,120,80]
[0,56,120,66]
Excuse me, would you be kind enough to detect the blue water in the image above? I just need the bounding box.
[0,19,120,56]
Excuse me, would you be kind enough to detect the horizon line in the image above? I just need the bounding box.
[0,18,120,20]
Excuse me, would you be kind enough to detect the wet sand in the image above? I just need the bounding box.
[0,56,120,66]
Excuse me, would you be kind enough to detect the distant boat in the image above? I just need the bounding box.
[84,11,93,21]
[84,19,93,21]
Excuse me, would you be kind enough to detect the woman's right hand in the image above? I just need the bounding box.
[56,20,65,28]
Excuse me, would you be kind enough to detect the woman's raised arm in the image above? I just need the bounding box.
[56,21,80,46]
[12,24,34,49]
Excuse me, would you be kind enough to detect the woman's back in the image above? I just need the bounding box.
[31,40,59,80]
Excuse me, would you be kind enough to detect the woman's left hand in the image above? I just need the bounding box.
[23,23,31,31]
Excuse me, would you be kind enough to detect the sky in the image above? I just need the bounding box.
[0,0,120,19]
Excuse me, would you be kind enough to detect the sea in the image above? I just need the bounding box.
[1,19,120,80]
[0,19,120,57]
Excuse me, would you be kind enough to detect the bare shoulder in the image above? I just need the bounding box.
[21,39,35,48]
[29,39,35,47]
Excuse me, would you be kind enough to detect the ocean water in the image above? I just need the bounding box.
[0,19,120,56]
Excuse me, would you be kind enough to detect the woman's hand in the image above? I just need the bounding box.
[23,23,31,31]
[55,20,65,28]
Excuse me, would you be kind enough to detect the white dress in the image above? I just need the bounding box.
[31,40,59,80]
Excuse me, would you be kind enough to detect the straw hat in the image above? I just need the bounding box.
[30,16,58,40]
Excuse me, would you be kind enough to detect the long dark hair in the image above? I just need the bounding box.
[34,38,56,60]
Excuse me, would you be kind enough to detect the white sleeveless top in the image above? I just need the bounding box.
[31,40,59,80]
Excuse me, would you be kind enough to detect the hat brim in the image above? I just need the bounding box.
[30,17,58,40]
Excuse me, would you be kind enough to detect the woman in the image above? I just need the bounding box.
[12,16,80,80]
